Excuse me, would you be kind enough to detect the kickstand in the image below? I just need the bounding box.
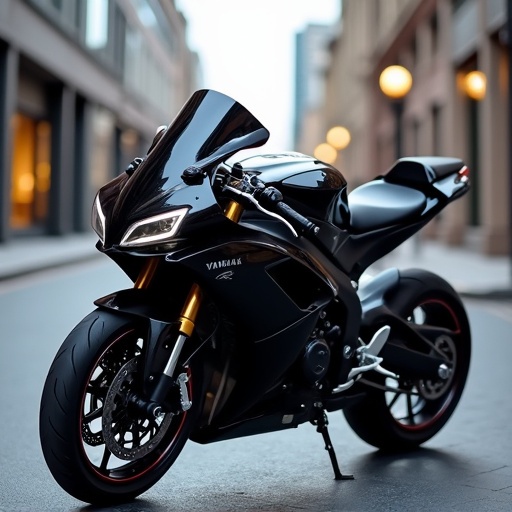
[314,411,354,481]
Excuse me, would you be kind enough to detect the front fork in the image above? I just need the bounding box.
[135,199,242,414]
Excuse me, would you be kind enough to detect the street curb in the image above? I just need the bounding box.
[459,289,512,300]
[0,252,103,283]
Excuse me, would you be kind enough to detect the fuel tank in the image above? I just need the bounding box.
[237,153,349,225]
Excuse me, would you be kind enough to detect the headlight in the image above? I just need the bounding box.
[119,208,188,248]
[91,194,106,243]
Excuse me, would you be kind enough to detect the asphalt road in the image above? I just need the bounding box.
[0,259,511,512]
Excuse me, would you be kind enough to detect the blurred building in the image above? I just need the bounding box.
[0,0,198,243]
[314,0,509,255]
[294,23,338,153]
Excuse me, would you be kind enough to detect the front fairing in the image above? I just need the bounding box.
[99,89,270,249]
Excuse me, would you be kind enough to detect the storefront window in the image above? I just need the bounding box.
[10,114,52,230]
[90,106,114,190]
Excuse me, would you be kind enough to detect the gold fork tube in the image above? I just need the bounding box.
[134,257,160,289]
[134,199,240,317]
[178,283,203,337]
[224,200,244,223]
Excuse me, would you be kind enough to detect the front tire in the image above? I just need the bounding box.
[40,309,197,504]
[344,269,471,450]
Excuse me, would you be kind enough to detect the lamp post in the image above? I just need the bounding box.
[459,69,486,227]
[379,65,413,160]
[508,0,512,284]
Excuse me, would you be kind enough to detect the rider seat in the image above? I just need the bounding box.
[346,157,464,233]
[347,181,426,232]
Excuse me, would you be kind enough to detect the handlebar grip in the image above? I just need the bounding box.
[274,201,319,238]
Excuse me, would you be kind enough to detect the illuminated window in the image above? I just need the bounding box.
[90,106,114,189]
[86,0,109,50]
[10,114,52,230]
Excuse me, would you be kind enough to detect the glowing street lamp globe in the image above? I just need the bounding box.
[326,126,351,150]
[463,70,486,101]
[314,143,337,164]
[379,65,413,100]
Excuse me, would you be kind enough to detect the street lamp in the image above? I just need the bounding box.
[314,143,337,164]
[326,126,351,151]
[314,126,351,165]
[379,65,413,159]
[462,70,487,101]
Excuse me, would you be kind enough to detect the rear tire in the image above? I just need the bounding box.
[344,269,471,450]
[40,309,197,504]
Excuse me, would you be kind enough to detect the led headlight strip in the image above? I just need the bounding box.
[120,208,189,248]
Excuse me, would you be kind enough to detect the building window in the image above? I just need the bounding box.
[124,24,172,114]
[113,4,126,75]
[10,114,52,230]
[90,106,115,190]
[130,0,176,55]
[26,0,83,35]
[86,0,109,50]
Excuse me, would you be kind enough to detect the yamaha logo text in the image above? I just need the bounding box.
[206,258,243,271]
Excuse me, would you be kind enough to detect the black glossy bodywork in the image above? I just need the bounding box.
[237,153,350,224]
[93,89,470,444]
[100,89,269,248]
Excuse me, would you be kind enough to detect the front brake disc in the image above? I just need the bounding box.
[102,358,174,460]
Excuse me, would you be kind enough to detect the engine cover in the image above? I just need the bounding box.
[303,338,330,383]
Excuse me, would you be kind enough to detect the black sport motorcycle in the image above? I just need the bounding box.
[40,89,471,504]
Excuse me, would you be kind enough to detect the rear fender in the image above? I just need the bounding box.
[358,268,400,313]
[358,268,448,379]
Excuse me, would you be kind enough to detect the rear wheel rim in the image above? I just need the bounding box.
[384,298,464,431]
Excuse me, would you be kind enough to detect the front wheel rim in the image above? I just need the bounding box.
[80,329,190,482]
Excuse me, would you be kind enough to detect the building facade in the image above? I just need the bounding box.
[0,0,198,243]
[317,0,509,254]
[294,24,338,153]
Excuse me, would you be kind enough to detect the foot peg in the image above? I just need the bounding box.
[332,325,396,394]
[364,325,390,357]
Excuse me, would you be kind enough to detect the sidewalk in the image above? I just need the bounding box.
[368,237,512,299]
[0,232,101,281]
[0,232,511,299]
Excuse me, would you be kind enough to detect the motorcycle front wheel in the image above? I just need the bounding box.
[40,309,197,504]
[344,269,471,451]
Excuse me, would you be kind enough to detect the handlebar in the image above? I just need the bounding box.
[255,186,319,238]
[274,201,319,238]
[219,166,320,239]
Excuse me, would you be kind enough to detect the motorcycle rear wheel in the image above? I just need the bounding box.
[344,269,471,450]
[39,309,197,504]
